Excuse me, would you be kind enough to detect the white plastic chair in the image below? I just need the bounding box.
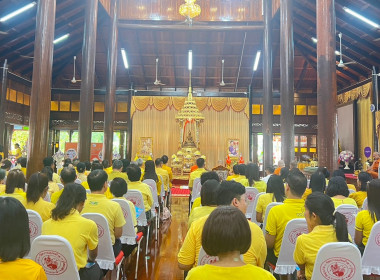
[349,189,356,194]
[159,175,166,206]
[274,218,308,275]
[197,247,219,266]
[262,202,283,233]
[112,199,144,280]
[43,192,51,202]
[143,179,160,235]
[311,242,363,280]
[335,204,358,239]
[245,187,259,219]
[26,210,43,258]
[57,183,64,190]
[31,235,80,280]
[190,178,201,212]
[362,197,368,210]
[249,192,265,223]
[85,189,91,194]
[362,221,380,275]
[74,179,82,184]
[82,213,124,279]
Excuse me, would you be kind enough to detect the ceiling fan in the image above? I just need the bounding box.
[153,58,165,86]
[337,33,356,68]
[219,59,234,87]
[64,56,81,84]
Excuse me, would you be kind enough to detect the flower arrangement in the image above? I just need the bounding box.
[339,150,354,169]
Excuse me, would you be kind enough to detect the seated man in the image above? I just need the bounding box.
[367,152,380,179]
[18,157,27,176]
[265,170,307,267]
[51,167,77,204]
[190,171,220,212]
[82,169,126,256]
[226,164,240,181]
[108,160,129,183]
[155,158,170,193]
[178,181,267,271]
[234,164,247,183]
[126,165,154,219]
[189,158,207,190]
[262,166,275,183]
[161,155,173,188]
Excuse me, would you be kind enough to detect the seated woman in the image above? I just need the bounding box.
[142,160,162,194]
[0,169,26,206]
[325,176,357,207]
[42,183,103,280]
[256,175,285,223]
[186,206,275,280]
[331,169,356,191]
[279,167,289,183]
[76,162,87,183]
[355,179,380,254]
[26,172,55,222]
[302,172,326,200]
[41,166,60,195]
[294,192,349,280]
[0,197,47,279]
[0,169,6,193]
[241,163,266,192]
[349,171,371,208]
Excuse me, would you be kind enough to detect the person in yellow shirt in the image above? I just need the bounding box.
[108,160,129,183]
[102,159,113,174]
[1,159,12,175]
[226,164,240,181]
[189,158,207,190]
[43,157,61,184]
[0,197,47,280]
[126,165,154,219]
[161,155,173,188]
[19,157,27,176]
[142,160,162,194]
[265,170,307,267]
[42,183,103,278]
[0,169,26,206]
[41,167,60,196]
[76,162,87,183]
[9,143,22,159]
[155,158,169,193]
[186,206,275,280]
[240,163,267,192]
[302,171,326,200]
[355,179,380,254]
[256,175,285,223]
[50,167,77,204]
[82,169,126,255]
[188,179,220,228]
[349,171,371,208]
[325,176,357,208]
[234,164,247,183]
[26,173,55,222]
[178,181,267,271]
[0,169,6,193]
[0,144,4,161]
[331,169,356,191]
[294,192,350,280]
[84,161,92,175]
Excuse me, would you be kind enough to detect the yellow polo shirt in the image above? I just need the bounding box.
[189,168,207,189]
[226,174,239,181]
[114,196,137,232]
[256,193,280,221]
[265,198,305,257]
[141,171,163,194]
[26,198,55,222]
[0,190,26,207]
[77,173,87,183]
[52,172,61,184]
[302,188,312,200]
[42,210,98,269]
[186,264,275,280]
[156,167,169,192]
[294,225,339,280]
[162,164,173,188]
[347,184,356,191]
[82,193,126,244]
[188,206,216,228]
[178,215,267,268]
[104,167,113,174]
[355,210,377,246]
[349,191,367,208]
[233,175,246,183]
[108,170,129,183]
[331,197,357,208]
[50,189,63,204]
[48,181,60,195]
[127,181,154,212]
[0,184,5,193]
[21,167,27,176]
[191,197,202,212]
[0,258,47,280]
[81,181,113,199]
[240,179,267,193]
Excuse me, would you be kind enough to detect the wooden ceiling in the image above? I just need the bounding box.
[0,0,379,95]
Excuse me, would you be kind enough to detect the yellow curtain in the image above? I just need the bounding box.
[357,96,373,166]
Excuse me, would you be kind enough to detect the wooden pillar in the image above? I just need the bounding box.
[248,85,253,162]
[252,133,258,164]
[317,0,338,172]
[263,0,274,168]
[26,0,56,177]
[3,124,12,158]
[126,86,133,161]
[78,0,98,161]
[0,60,8,148]
[280,0,295,167]
[103,0,119,163]
[119,130,125,158]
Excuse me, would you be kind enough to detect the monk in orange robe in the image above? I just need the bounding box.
[274,160,285,175]
[367,152,380,179]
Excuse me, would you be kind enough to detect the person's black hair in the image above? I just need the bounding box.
[1,160,12,170]
[41,166,53,181]
[0,197,30,261]
[64,158,72,165]
[52,183,86,220]
[305,192,349,242]
[286,171,307,197]
[245,163,260,186]
[317,167,330,179]
[87,169,108,192]
[110,177,128,198]
[280,167,289,182]
[196,158,205,168]
[367,179,380,223]
[232,164,240,175]
[332,169,346,179]
[216,180,246,206]
[238,164,246,176]
[200,171,220,185]
[358,172,372,191]
[266,175,285,202]
[60,167,76,185]
[72,159,79,167]
[265,166,275,174]
[43,157,54,167]
[143,160,158,182]
[91,162,104,171]
[202,206,251,256]
[309,172,326,193]
[85,161,91,171]
[18,157,27,168]
[26,173,49,203]
[154,158,163,166]
[5,169,25,193]
[200,179,220,206]
[325,176,349,197]
[15,143,20,148]
[77,162,86,173]
[121,159,130,172]
[161,155,169,164]
[126,165,142,182]
[112,160,123,170]
[102,159,110,169]
[0,169,5,181]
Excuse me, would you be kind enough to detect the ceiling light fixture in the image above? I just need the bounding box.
[188,50,193,71]
[311,37,318,43]
[121,48,129,69]
[343,7,380,29]
[0,1,37,22]
[253,50,261,71]
[53,33,69,44]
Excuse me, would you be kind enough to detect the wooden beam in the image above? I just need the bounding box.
[296,60,309,92]
[118,22,264,31]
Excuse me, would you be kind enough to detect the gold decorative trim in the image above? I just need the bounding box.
[337,82,372,105]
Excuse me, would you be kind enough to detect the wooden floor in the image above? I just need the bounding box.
[124,196,188,280]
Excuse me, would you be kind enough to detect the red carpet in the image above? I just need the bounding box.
[171,187,190,197]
